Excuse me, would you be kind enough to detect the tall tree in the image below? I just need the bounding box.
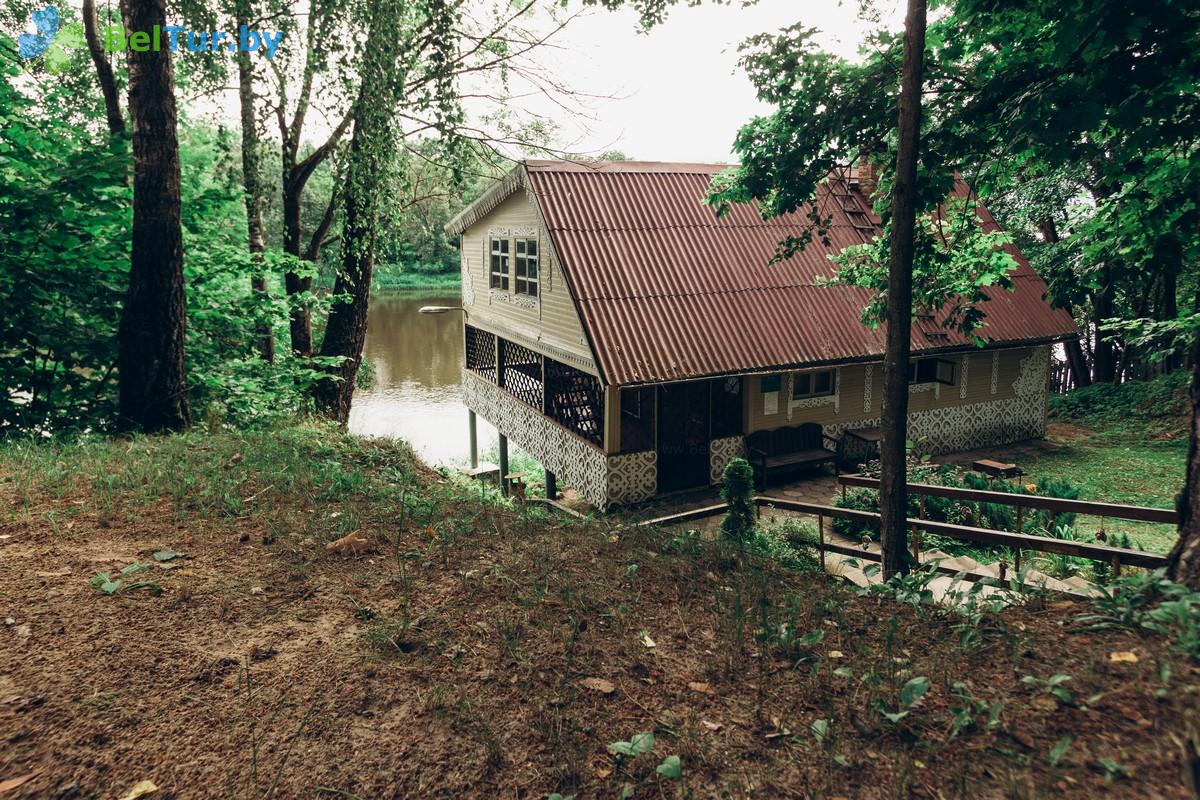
[116,0,191,432]
[1168,298,1200,586]
[235,0,275,362]
[878,0,926,579]
[311,0,410,420]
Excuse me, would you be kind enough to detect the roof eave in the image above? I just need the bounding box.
[444,163,527,237]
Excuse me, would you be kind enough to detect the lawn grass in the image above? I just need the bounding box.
[1017,425,1186,552]
[1,425,1197,798]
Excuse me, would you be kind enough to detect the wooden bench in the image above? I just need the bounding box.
[972,458,1022,478]
[747,423,839,489]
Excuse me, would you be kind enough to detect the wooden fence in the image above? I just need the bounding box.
[635,487,1170,580]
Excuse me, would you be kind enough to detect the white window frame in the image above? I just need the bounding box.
[514,237,539,297]
[489,237,509,290]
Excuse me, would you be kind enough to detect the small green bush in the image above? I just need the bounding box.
[720,458,756,547]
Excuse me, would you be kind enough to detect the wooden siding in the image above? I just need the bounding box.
[461,191,597,374]
[747,347,1034,433]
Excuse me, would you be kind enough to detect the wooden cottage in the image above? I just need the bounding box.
[445,160,1079,510]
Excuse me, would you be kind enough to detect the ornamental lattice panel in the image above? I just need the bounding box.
[499,339,544,410]
[465,326,496,382]
[545,359,604,447]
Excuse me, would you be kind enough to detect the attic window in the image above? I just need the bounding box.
[908,358,955,385]
[515,238,538,297]
[489,238,509,290]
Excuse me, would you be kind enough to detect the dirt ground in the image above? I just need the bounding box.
[1,431,1198,799]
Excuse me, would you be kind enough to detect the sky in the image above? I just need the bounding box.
[523,0,905,163]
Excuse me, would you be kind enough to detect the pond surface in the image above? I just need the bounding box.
[347,291,499,466]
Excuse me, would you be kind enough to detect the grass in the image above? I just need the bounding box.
[1014,426,1185,552]
[371,269,460,291]
[1,424,1197,798]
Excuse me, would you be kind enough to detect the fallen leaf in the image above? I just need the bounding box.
[325,532,374,556]
[594,767,612,778]
[116,779,158,800]
[1030,694,1058,713]
[641,632,657,648]
[827,650,844,659]
[701,720,722,731]
[13,624,31,641]
[687,681,714,695]
[1108,651,1138,664]
[0,770,39,792]
[579,677,615,694]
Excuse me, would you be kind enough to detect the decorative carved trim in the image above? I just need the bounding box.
[607,450,656,505]
[788,368,841,416]
[710,436,747,485]
[511,225,537,237]
[990,351,1000,395]
[487,226,511,237]
[863,364,873,413]
[825,346,1050,456]
[460,251,474,306]
[488,289,539,310]
[462,370,610,509]
[959,355,970,399]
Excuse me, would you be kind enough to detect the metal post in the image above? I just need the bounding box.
[498,434,509,496]
[468,410,478,469]
[545,469,557,501]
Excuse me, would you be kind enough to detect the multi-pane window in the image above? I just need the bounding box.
[489,238,509,290]
[792,369,836,399]
[908,358,955,385]
[515,238,539,296]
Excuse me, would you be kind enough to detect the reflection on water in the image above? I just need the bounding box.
[347,292,498,465]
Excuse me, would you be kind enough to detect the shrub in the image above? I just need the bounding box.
[1049,371,1189,426]
[720,458,756,547]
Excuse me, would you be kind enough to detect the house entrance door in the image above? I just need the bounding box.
[656,382,710,493]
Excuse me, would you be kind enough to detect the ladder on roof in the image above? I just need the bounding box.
[830,179,876,240]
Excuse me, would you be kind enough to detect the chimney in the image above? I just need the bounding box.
[857,154,878,198]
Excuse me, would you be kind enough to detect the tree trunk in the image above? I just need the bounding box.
[82,0,124,136]
[313,112,376,422]
[236,0,275,363]
[116,0,191,433]
[1064,338,1092,388]
[879,0,926,580]
[1039,217,1091,388]
[282,184,314,356]
[312,2,396,422]
[1167,290,1200,589]
[1093,278,1117,383]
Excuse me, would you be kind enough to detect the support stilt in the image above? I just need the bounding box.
[498,434,509,496]
[545,469,557,501]
[468,410,478,469]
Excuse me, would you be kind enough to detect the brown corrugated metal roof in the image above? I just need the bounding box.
[518,159,1079,386]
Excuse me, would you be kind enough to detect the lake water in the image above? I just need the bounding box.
[347,291,500,466]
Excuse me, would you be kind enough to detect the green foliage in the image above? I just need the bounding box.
[607,731,655,757]
[0,53,129,433]
[1050,372,1191,430]
[719,458,756,547]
